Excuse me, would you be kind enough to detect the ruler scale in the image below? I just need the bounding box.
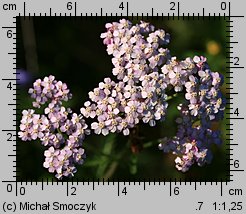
[0,0,245,213]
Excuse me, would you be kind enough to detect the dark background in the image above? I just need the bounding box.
[17,17,229,181]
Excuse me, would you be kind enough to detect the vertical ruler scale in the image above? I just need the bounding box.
[1,15,19,181]
[225,2,233,181]
[225,2,245,183]
[0,1,245,214]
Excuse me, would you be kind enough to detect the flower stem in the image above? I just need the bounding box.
[166,93,178,101]
[143,141,156,148]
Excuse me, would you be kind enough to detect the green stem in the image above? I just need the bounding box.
[166,93,178,101]
[57,128,62,135]
[100,150,126,181]
[101,161,118,181]
[142,141,156,148]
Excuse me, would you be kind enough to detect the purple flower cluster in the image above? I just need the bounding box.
[158,56,225,172]
[162,56,225,118]
[81,74,168,136]
[158,104,222,172]
[18,76,89,179]
[28,75,71,108]
[161,57,196,92]
[101,19,170,84]
[185,56,225,120]
[81,19,171,136]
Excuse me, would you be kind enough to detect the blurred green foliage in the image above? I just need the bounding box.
[17,17,229,181]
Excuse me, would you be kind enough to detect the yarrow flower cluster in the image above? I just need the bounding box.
[81,19,171,135]
[158,57,225,171]
[158,104,222,172]
[18,19,225,178]
[100,19,170,82]
[28,75,71,108]
[80,74,168,136]
[18,76,89,179]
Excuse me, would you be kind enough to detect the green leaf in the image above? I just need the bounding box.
[96,134,116,178]
[102,134,116,155]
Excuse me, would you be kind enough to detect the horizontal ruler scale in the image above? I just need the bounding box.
[0,1,245,18]
[0,180,239,197]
